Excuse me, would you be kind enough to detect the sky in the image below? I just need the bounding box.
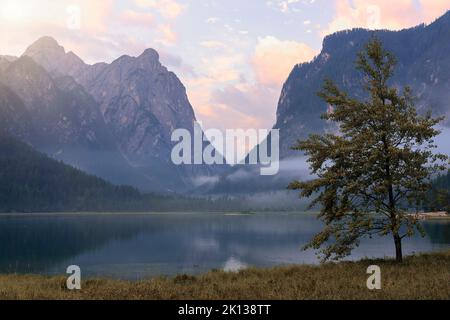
[0,0,449,137]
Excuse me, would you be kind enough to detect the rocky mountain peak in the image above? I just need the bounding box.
[23,36,65,58]
[109,48,163,75]
[139,48,160,62]
[23,36,86,77]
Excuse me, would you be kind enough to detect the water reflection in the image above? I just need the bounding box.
[423,220,450,244]
[0,213,448,280]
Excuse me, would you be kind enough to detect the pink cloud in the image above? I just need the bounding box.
[419,0,450,23]
[183,36,317,141]
[324,0,450,36]
[62,0,114,33]
[252,36,317,88]
[184,73,271,135]
[323,0,419,35]
[120,10,154,27]
[156,24,178,45]
[133,0,185,19]
[211,81,280,129]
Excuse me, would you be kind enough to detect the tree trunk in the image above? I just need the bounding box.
[394,233,403,263]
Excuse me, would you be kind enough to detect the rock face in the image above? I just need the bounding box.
[0,36,219,192]
[78,49,218,188]
[275,10,450,158]
[0,83,33,141]
[75,49,197,168]
[1,56,105,150]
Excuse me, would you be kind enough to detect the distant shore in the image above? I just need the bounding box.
[410,212,450,220]
[0,250,448,300]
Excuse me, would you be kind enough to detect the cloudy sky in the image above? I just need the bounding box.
[0,0,449,135]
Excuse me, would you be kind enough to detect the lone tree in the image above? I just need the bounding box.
[289,38,448,262]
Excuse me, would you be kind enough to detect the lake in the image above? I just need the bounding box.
[0,212,448,280]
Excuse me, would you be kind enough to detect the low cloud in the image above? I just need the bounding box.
[192,175,220,187]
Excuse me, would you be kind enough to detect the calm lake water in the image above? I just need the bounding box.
[0,212,448,280]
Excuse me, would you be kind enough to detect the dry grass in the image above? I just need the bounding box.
[0,251,449,300]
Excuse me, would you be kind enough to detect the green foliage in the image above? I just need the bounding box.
[289,38,448,262]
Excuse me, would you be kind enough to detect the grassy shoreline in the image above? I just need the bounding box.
[0,251,449,300]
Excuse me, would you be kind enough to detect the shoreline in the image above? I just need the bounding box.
[0,250,448,300]
[410,212,450,220]
[0,211,319,217]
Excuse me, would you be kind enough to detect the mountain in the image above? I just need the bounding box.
[0,56,108,150]
[20,36,86,77]
[71,48,214,188]
[276,10,450,158]
[0,132,148,212]
[0,37,221,193]
[0,56,151,189]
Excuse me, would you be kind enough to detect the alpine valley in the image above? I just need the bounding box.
[1,11,450,199]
